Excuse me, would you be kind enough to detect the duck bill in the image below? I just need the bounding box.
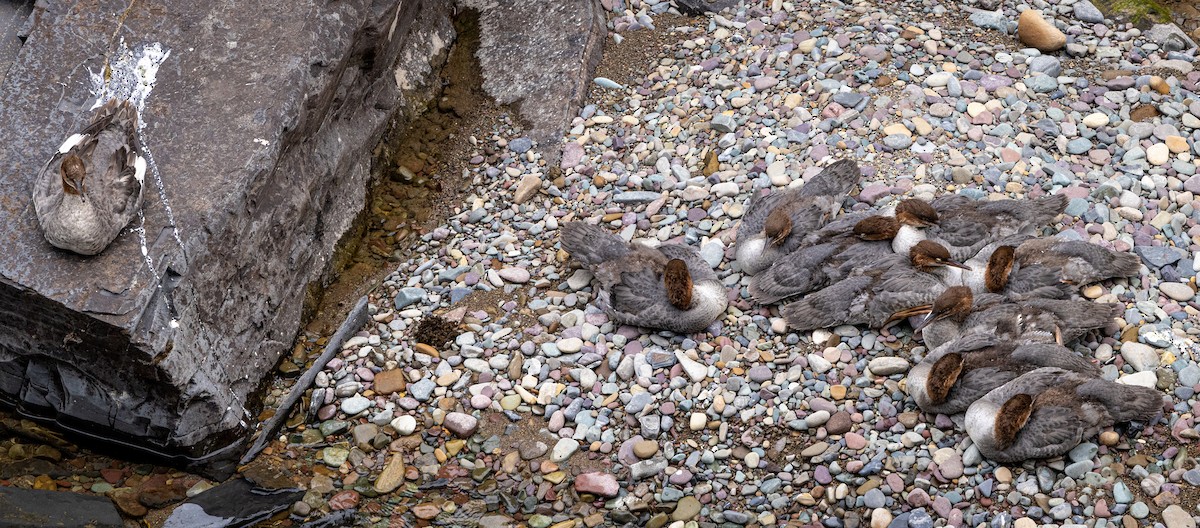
[881,304,932,330]
[944,260,971,270]
[911,311,940,334]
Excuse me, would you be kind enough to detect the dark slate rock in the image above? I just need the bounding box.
[673,0,741,15]
[1134,246,1185,269]
[0,0,459,474]
[162,478,303,528]
[0,487,122,528]
[472,0,606,165]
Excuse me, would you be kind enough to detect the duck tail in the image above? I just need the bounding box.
[799,158,860,197]
[1030,193,1069,224]
[560,222,628,266]
[1076,379,1164,423]
[85,99,141,150]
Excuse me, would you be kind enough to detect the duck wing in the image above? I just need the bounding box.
[1015,239,1141,285]
[560,222,632,268]
[997,404,1086,462]
[781,275,875,330]
[798,158,860,197]
[749,242,842,304]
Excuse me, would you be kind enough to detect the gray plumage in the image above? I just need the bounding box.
[734,159,861,275]
[920,291,1121,350]
[1014,237,1142,285]
[896,194,1068,262]
[748,212,886,304]
[560,222,727,334]
[906,335,1100,415]
[965,367,1163,463]
[33,99,145,256]
[780,254,948,331]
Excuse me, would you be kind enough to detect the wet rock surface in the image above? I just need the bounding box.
[0,486,123,528]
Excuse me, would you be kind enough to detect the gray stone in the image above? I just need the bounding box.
[1072,1,1104,23]
[712,114,737,133]
[0,487,123,528]
[0,1,32,86]
[463,0,606,165]
[0,0,456,472]
[443,412,479,438]
[394,287,428,310]
[884,134,913,149]
[1028,74,1059,93]
[1135,246,1184,269]
[1029,56,1061,76]
[970,11,1008,33]
[1146,24,1196,52]
[1066,138,1093,155]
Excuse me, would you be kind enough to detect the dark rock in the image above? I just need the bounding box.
[466,0,607,165]
[826,411,853,435]
[0,486,123,528]
[162,478,303,528]
[671,0,741,16]
[0,0,590,474]
[0,1,33,86]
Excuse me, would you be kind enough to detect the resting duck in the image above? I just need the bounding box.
[780,240,970,331]
[913,286,1121,350]
[905,333,1100,415]
[749,214,899,304]
[734,159,861,275]
[965,367,1162,463]
[892,194,1068,262]
[1013,237,1142,286]
[560,222,727,334]
[33,99,145,256]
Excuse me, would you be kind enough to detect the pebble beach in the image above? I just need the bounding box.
[178,0,1200,526]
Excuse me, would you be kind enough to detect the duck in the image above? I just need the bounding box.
[912,286,1121,350]
[905,333,1101,416]
[560,222,728,334]
[965,367,1163,463]
[1013,237,1142,286]
[748,214,900,304]
[33,98,146,256]
[891,194,1068,262]
[780,240,970,331]
[734,159,861,275]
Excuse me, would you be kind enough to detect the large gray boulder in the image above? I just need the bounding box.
[0,0,455,469]
[0,0,607,474]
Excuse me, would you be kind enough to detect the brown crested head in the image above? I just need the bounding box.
[994,393,1035,450]
[895,199,938,227]
[925,352,964,404]
[914,286,973,333]
[985,246,1016,293]
[60,154,86,195]
[664,259,694,310]
[763,209,792,248]
[910,240,971,271]
[853,216,901,241]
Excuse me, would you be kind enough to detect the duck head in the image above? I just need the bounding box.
[910,240,971,271]
[913,286,974,333]
[895,199,938,227]
[924,352,964,405]
[60,154,87,199]
[664,259,694,310]
[985,246,1016,293]
[993,393,1034,450]
[763,208,792,249]
[853,216,901,240]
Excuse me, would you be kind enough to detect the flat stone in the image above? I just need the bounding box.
[1160,283,1195,301]
[1073,0,1104,23]
[1122,342,1160,372]
[550,438,579,462]
[373,453,406,493]
[672,496,701,521]
[1163,505,1197,528]
[569,473,619,503]
[0,487,123,527]
[373,369,406,395]
[869,357,909,375]
[711,114,737,133]
[161,478,302,527]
